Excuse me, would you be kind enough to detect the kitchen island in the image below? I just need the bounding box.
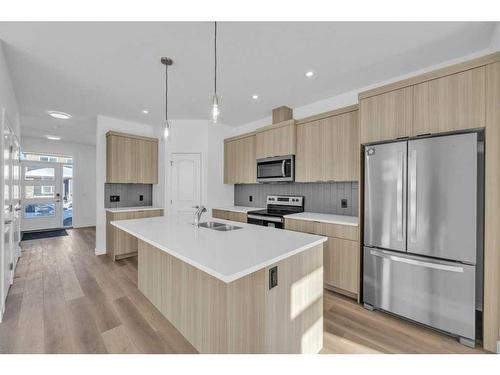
[111,214,326,354]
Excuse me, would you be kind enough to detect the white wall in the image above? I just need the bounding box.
[231,49,494,136]
[490,22,500,52]
[0,41,20,138]
[164,120,234,215]
[21,136,96,228]
[95,115,164,254]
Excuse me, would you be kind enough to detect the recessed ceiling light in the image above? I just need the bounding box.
[305,71,315,78]
[46,135,61,141]
[252,94,259,100]
[48,111,72,120]
[142,110,149,114]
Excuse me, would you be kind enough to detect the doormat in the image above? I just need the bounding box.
[22,229,68,241]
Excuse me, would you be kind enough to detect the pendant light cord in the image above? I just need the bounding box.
[214,21,217,95]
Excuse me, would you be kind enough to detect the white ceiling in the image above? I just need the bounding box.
[0,22,497,145]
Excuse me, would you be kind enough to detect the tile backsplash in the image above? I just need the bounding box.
[234,182,358,216]
[104,183,153,208]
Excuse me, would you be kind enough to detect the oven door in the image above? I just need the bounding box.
[247,214,284,229]
[256,155,294,183]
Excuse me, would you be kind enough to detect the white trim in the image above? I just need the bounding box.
[94,247,106,256]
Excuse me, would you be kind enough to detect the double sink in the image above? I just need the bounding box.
[197,221,242,232]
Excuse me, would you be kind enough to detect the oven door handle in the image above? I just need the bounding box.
[281,160,286,177]
[247,214,283,223]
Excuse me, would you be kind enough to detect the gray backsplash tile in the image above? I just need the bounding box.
[104,183,153,208]
[234,181,358,216]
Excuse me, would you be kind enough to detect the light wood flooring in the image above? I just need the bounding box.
[0,228,487,354]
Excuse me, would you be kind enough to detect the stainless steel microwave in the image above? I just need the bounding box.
[256,155,295,183]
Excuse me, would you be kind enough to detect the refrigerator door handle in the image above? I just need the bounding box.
[396,151,404,241]
[409,149,417,243]
[370,249,464,273]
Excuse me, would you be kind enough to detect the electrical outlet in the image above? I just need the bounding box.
[249,195,253,202]
[341,198,348,208]
[110,195,120,202]
[139,195,144,201]
[269,266,278,289]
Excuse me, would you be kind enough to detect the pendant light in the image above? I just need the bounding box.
[161,56,173,138]
[211,21,221,124]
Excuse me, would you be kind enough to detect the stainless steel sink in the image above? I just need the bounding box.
[197,222,242,231]
[198,221,225,229]
[213,224,242,231]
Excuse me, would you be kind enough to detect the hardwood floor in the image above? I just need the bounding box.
[0,228,486,354]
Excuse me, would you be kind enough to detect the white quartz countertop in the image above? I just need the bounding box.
[284,212,358,226]
[213,206,264,213]
[111,214,326,283]
[105,206,164,213]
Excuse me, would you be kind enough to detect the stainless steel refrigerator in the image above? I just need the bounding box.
[363,132,483,347]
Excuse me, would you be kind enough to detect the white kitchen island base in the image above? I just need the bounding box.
[138,240,324,354]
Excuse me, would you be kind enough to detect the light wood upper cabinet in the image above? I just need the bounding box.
[360,86,413,144]
[413,67,486,135]
[106,131,159,184]
[296,110,359,182]
[255,120,296,159]
[224,135,256,184]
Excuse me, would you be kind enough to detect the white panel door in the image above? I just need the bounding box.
[170,153,201,214]
[21,161,63,231]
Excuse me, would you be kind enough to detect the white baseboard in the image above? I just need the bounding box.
[72,223,96,229]
[94,247,106,256]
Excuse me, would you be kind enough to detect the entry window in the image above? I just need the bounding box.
[25,185,55,199]
[24,166,55,181]
[24,203,56,218]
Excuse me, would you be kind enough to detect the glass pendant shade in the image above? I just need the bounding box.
[211,94,221,124]
[163,119,170,138]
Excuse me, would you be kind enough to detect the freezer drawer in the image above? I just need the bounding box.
[363,247,476,341]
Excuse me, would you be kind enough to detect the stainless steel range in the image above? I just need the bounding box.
[247,195,304,229]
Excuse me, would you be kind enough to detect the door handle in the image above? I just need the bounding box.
[396,151,404,241]
[370,250,464,273]
[281,160,286,177]
[409,149,417,243]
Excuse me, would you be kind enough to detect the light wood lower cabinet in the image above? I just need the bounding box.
[323,237,358,297]
[106,209,163,260]
[285,218,359,298]
[212,209,247,223]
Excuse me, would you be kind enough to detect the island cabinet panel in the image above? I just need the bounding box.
[296,110,359,182]
[106,209,163,261]
[224,135,256,184]
[413,67,486,136]
[106,131,159,184]
[212,209,247,223]
[285,218,359,298]
[138,240,324,354]
[360,86,413,144]
[255,120,296,159]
